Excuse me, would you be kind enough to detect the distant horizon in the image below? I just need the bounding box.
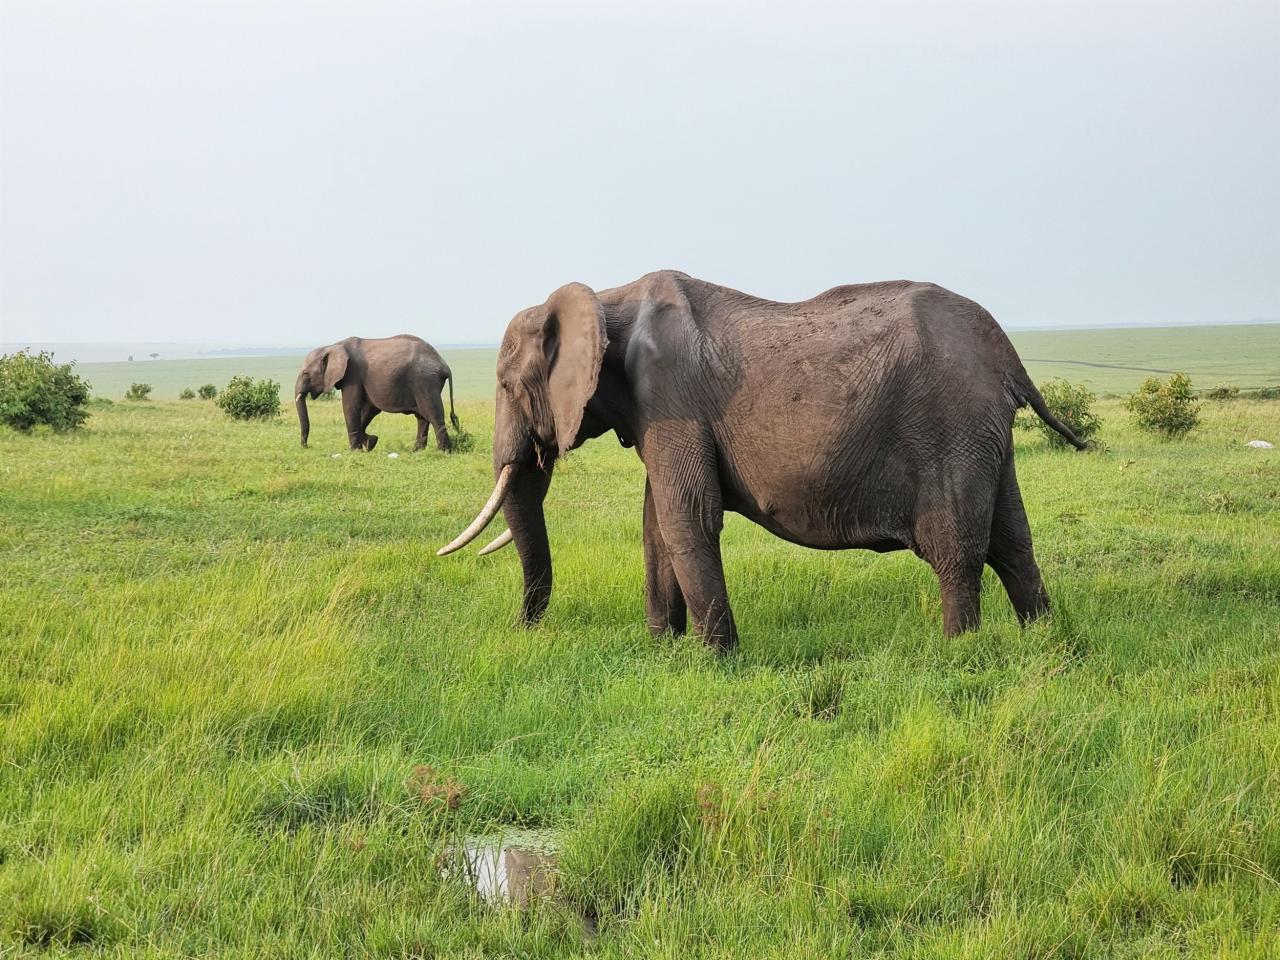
[5,318,1280,366]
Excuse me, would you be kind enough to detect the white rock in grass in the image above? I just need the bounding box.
[330,453,342,459]
[1245,440,1274,449]
[387,452,399,459]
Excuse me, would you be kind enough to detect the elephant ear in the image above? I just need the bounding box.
[322,345,349,392]
[543,283,606,454]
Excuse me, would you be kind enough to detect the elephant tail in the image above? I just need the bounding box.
[446,372,459,430]
[1013,373,1088,450]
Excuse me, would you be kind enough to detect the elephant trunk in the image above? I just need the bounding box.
[295,392,310,447]
[503,462,554,625]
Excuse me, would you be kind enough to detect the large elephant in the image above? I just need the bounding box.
[295,335,458,452]
[439,271,1084,650]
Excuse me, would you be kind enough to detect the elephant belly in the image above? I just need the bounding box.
[720,457,917,554]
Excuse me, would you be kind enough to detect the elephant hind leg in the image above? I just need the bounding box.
[415,383,452,452]
[986,454,1050,624]
[914,500,993,637]
[643,479,687,636]
[927,549,985,637]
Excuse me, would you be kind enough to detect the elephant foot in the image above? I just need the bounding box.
[364,435,379,452]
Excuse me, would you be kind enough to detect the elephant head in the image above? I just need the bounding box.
[438,283,606,624]
[294,343,349,447]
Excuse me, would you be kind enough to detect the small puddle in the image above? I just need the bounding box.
[449,828,598,940]
[451,828,559,907]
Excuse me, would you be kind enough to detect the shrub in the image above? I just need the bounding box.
[1206,383,1239,400]
[1030,378,1102,448]
[125,383,152,401]
[197,384,218,400]
[216,376,281,420]
[1248,386,1280,400]
[449,426,475,453]
[179,388,196,400]
[0,350,92,433]
[1126,372,1200,438]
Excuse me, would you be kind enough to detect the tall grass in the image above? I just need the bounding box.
[1,384,1277,956]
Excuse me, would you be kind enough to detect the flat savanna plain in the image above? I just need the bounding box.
[2,326,1279,957]
[66,323,1280,401]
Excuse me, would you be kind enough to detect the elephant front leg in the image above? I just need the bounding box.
[354,407,381,451]
[341,388,377,450]
[643,479,687,636]
[645,439,738,653]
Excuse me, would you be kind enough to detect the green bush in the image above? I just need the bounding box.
[1248,386,1280,400]
[1030,378,1102,448]
[215,376,281,421]
[0,350,92,433]
[125,383,152,401]
[197,384,218,400]
[1206,383,1239,400]
[449,426,475,453]
[179,388,196,400]
[1126,372,1200,438]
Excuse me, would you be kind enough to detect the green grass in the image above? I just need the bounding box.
[1013,324,1280,394]
[2,344,1279,956]
[73,348,501,402]
[70,324,1280,401]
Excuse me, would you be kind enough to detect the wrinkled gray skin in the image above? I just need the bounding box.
[451,271,1083,651]
[295,335,458,451]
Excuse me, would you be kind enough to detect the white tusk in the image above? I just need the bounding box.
[477,528,514,556]
[295,393,303,402]
[437,464,515,556]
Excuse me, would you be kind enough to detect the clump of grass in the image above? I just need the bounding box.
[406,764,468,811]
[255,767,386,831]
[1203,490,1243,514]
[1206,383,1239,400]
[790,662,846,720]
[449,426,476,453]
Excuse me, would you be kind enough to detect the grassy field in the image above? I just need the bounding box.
[71,348,502,404]
[70,324,1280,401]
[2,335,1279,956]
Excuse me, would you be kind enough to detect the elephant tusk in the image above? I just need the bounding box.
[295,393,303,402]
[477,528,513,556]
[437,464,515,556]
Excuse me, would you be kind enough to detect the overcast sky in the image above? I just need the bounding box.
[2,0,1277,347]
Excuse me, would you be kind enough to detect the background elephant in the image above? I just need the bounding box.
[440,271,1084,650]
[295,335,458,451]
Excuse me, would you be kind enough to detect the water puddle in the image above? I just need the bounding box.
[448,828,596,939]
[450,828,559,906]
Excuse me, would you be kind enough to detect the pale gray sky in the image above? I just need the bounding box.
[2,0,1277,347]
